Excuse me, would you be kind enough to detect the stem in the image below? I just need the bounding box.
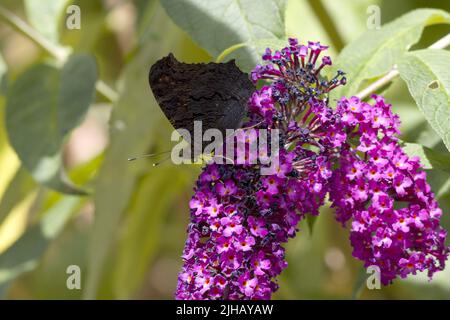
[216,42,247,63]
[0,6,69,61]
[355,33,450,100]
[96,80,119,103]
[428,33,450,49]
[355,67,399,100]
[0,5,118,103]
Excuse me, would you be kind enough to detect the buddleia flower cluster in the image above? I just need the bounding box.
[175,38,449,300]
[330,96,448,284]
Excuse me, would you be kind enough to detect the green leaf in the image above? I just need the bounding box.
[0,53,5,75]
[305,0,345,51]
[134,0,159,45]
[284,0,337,59]
[0,196,81,287]
[331,9,450,99]
[161,0,287,70]
[306,214,318,236]
[36,153,103,220]
[351,266,367,300]
[58,54,98,137]
[402,142,450,172]
[0,153,100,294]
[216,37,288,65]
[24,0,68,44]
[437,178,450,200]
[0,166,36,226]
[5,54,97,194]
[0,53,7,95]
[59,0,106,51]
[83,5,200,298]
[399,49,450,152]
[318,0,372,45]
[113,166,190,298]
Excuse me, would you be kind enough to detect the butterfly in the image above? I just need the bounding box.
[148,53,254,145]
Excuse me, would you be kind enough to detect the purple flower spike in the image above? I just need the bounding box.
[330,95,449,285]
[175,38,449,300]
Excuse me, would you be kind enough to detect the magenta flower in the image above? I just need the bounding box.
[329,95,449,285]
[234,235,256,252]
[221,216,243,237]
[261,176,282,194]
[248,216,269,238]
[251,251,272,275]
[393,174,412,196]
[175,38,448,300]
[216,180,238,196]
[216,236,232,254]
[204,198,222,217]
[237,272,258,297]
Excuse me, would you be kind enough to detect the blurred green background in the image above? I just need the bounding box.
[0,0,449,299]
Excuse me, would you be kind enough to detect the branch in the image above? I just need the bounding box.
[0,5,118,102]
[355,33,450,100]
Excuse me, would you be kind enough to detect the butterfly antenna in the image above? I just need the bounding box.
[241,121,264,130]
[211,154,235,164]
[127,150,171,162]
[151,154,171,167]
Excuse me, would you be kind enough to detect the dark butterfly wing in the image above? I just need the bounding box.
[148,53,254,138]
